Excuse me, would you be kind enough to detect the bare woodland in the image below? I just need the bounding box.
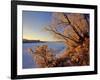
[28,13,90,68]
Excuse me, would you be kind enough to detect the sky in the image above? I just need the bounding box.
[22,11,89,41]
[22,11,57,41]
[22,11,61,41]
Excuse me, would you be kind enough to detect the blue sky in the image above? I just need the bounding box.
[22,11,89,41]
[22,11,57,41]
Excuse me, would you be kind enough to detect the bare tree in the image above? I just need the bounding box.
[45,13,89,48]
[28,13,90,68]
[28,45,57,68]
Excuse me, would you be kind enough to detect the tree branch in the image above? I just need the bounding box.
[45,27,79,44]
[63,14,84,40]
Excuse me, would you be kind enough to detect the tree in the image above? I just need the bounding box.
[28,13,90,67]
[45,13,89,48]
[28,45,57,68]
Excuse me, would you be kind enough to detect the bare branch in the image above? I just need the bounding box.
[45,27,79,44]
[63,14,84,40]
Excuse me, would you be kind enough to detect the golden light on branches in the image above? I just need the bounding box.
[28,12,90,67]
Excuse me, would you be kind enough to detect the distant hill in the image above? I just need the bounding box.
[23,39,42,43]
[23,39,63,43]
